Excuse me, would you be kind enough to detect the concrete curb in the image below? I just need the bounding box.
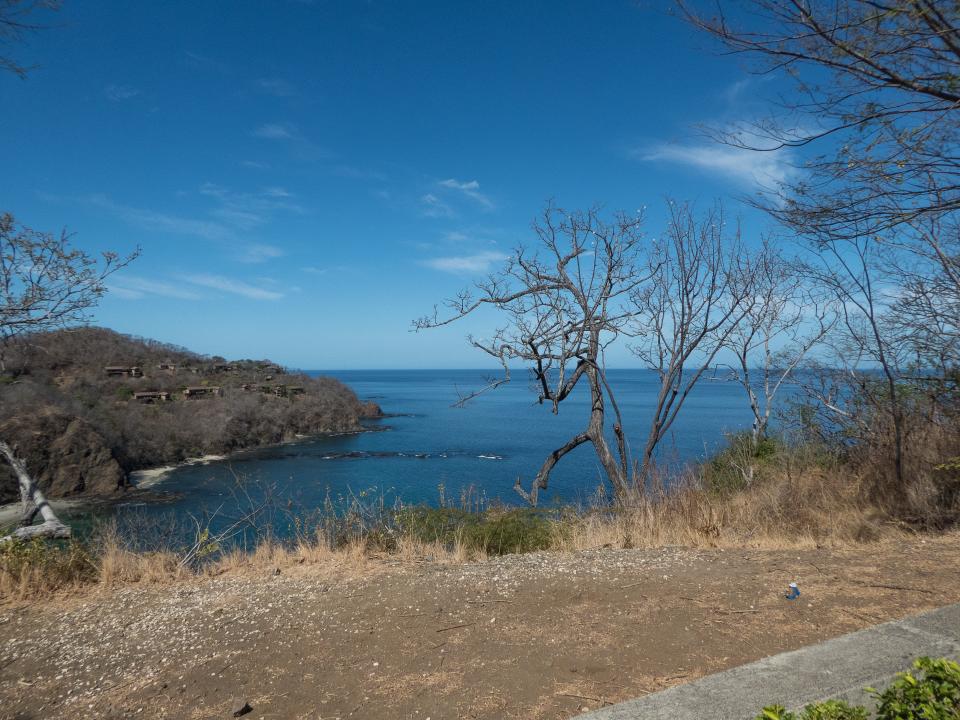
[576,603,960,720]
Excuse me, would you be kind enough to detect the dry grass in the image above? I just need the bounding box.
[554,470,891,553]
[2,429,955,603]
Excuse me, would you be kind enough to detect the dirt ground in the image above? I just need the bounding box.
[1,534,959,720]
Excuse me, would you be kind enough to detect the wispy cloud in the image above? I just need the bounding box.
[183,51,230,74]
[639,140,795,187]
[253,122,298,140]
[107,275,202,300]
[241,160,269,170]
[333,165,388,182]
[87,194,232,241]
[239,244,285,264]
[422,251,508,274]
[199,182,303,230]
[255,78,297,97]
[104,84,140,102]
[438,178,494,209]
[184,274,283,300]
[302,266,328,275]
[420,193,455,218]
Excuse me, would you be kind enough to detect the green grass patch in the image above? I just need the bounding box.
[394,506,556,555]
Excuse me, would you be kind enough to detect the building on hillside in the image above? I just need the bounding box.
[182,386,222,398]
[133,391,171,403]
[105,366,143,378]
[288,386,306,396]
[157,362,177,371]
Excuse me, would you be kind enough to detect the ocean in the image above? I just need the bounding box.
[116,369,772,535]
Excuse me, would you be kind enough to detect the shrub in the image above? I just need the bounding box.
[0,537,98,596]
[756,701,868,720]
[394,506,555,555]
[871,657,960,719]
[756,657,960,720]
[704,432,782,494]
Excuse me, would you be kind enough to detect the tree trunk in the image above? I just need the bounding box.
[585,366,629,502]
[0,440,70,542]
[515,433,591,506]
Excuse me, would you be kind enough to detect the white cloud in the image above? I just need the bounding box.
[255,78,297,97]
[108,275,202,300]
[241,160,269,169]
[87,194,232,241]
[211,207,264,230]
[239,244,285,264]
[438,178,494,209]
[640,140,795,187]
[104,84,140,102]
[420,193,455,218]
[199,182,303,229]
[422,251,508,274]
[183,274,283,300]
[253,123,297,140]
[302,266,328,275]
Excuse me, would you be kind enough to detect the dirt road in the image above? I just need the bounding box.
[2,535,958,719]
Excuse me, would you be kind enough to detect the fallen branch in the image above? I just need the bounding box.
[436,622,475,633]
[862,583,934,594]
[0,440,71,543]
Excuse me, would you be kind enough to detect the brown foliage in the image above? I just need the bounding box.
[0,327,378,500]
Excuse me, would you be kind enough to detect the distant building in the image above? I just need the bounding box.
[288,386,305,396]
[105,366,143,378]
[157,362,176,371]
[182,386,222,398]
[133,391,171,403]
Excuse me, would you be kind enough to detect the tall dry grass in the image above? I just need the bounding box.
[2,423,956,603]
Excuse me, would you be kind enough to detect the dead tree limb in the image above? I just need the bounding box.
[0,440,70,542]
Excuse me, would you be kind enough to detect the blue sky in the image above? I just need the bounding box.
[1,1,799,368]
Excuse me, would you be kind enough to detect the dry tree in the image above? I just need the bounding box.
[0,213,138,541]
[414,204,652,505]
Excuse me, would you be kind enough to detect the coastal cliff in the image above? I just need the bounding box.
[0,328,380,502]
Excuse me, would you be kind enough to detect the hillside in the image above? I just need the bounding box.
[0,328,380,503]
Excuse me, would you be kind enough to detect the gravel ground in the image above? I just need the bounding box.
[2,534,958,719]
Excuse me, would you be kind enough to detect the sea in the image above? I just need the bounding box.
[108,369,782,541]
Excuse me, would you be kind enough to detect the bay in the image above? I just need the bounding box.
[116,369,771,537]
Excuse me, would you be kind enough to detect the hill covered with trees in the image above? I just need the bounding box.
[0,327,381,503]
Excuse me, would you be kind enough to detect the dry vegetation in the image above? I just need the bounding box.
[2,419,954,603]
[0,327,380,503]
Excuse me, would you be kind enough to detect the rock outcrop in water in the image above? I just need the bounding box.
[0,328,381,502]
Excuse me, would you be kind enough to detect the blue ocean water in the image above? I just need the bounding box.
[125,369,768,522]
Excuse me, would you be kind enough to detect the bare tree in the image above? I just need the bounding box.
[0,213,137,541]
[886,210,960,377]
[726,237,835,452]
[630,202,752,480]
[679,0,960,237]
[802,230,908,484]
[414,205,651,505]
[0,212,138,370]
[679,0,960,490]
[1,0,59,78]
